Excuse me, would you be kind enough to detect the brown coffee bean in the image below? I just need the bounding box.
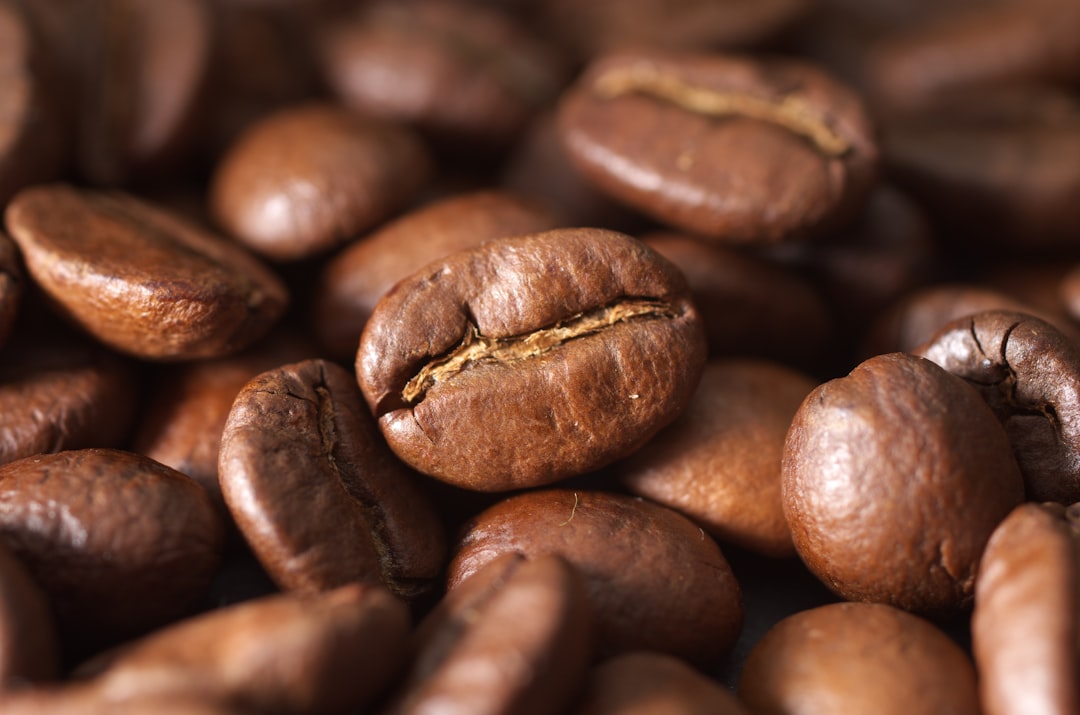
[884,116,1080,250]
[574,651,751,715]
[782,352,1025,615]
[0,1,67,205]
[0,540,58,687]
[915,310,1080,504]
[133,330,316,513]
[863,283,1052,357]
[867,0,1080,114]
[972,502,1080,715]
[738,602,981,715]
[0,331,137,468]
[385,553,592,715]
[557,51,880,244]
[209,103,432,262]
[0,449,223,650]
[73,0,215,185]
[5,183,288,361]
[316,0,567,146]
[356,228,706,491]
[219,359,446,600]
[448,489,743,666]
[618,359,816,558]
[85,584,409,715]
[642,232,832,366]
[313,190,559,360]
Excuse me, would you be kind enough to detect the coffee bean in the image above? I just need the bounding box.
[738,602,981,715]
[916,310,1080,504]
[73,0,215,186]
[574,650,751,715]
[0,331,137,467]
[356,227,706,491]
[5,183,288,361]
[133,330,316,514]
[0,449,223,650]
[972,502,1080,715]
[316,0,567,147]
[448,489,743,666]
[313,189,558,360]
[0,0,67,204]
[80,584,408,715]
[782,352,1025,615]
[618,359,816,558]
[385,553,592,715]
[219,359,446,600]
[867,0,1080,114]
[558,51,880,243]
[209,103,432,262]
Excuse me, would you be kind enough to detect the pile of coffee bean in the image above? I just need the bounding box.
[0,0,1077,713]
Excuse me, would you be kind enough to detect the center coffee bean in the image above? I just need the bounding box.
[355,227,706,491]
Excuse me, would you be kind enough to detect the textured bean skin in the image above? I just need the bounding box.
[916,310,1080,504]
[972,502,1080,715]
[739,602,981,715]
[782,352,1025,615]
[0,449,223,649]
[219,359,446,600]
[4,183,288,361]
[356,228,706,491]
[448,489,743,667]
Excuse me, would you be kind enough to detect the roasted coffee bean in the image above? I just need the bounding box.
[219,359,446,600]
[866,0,1080,114]
[884,113,1080,250]
[133,330,316,513]
[356,228,706,491]
[574,651,751,715]
[0,449,223,650]
[72,0,214,185]
[313,190,558,360]
[738,602,981,715]
[384,553,592,715]
[0,0,67,204]
[617,359,817,558]
[0,687,246,715]
[538,0,810,61]
[448,489,743,666]
[558,51,880,244]
[5,183,288,361]
[916,310,1080,504]
[316,0,567,146]
[0,331,137,467]
[972,502,1080,715]
[0,539,58,687]
[782,352,1025,615]
[79,584,409,715]
[642,232,832,366]
[210,103,432,263]
[863,283,1054,357]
